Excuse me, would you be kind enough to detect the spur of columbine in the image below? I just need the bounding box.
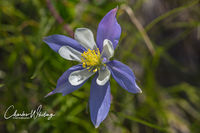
[44,8,142,128]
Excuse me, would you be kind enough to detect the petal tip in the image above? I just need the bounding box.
[113,7,118,11]
[111,7,118,15]
[135,82,142,93]
[44,91,54,98]
[115,5,119,10]
[92,120,100,128]
[95,125,99,128]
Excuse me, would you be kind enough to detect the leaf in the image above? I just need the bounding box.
[118,113,167,132]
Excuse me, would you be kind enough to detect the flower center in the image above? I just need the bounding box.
[81,48,101,72]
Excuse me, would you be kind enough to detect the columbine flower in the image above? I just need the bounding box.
[44,8,142,128]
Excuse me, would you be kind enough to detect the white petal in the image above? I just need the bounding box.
[101,39,114,59]
[69,69,94,86]
[96,67,111,86]
[74,28,97,50]
[58,46,82,62]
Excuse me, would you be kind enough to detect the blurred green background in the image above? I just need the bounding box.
[0,0,200,132]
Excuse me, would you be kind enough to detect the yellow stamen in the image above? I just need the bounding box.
[82,62,86,68]
[93,68,97,72]
[81,48,101,71]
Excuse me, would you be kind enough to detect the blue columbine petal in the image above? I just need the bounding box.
[107,60,142,93]
[96,8,121,52]
[45,65,87,97]
[43,34,86,53]
[89,75,111,128]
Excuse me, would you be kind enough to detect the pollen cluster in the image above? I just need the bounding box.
[81,48,101,72]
